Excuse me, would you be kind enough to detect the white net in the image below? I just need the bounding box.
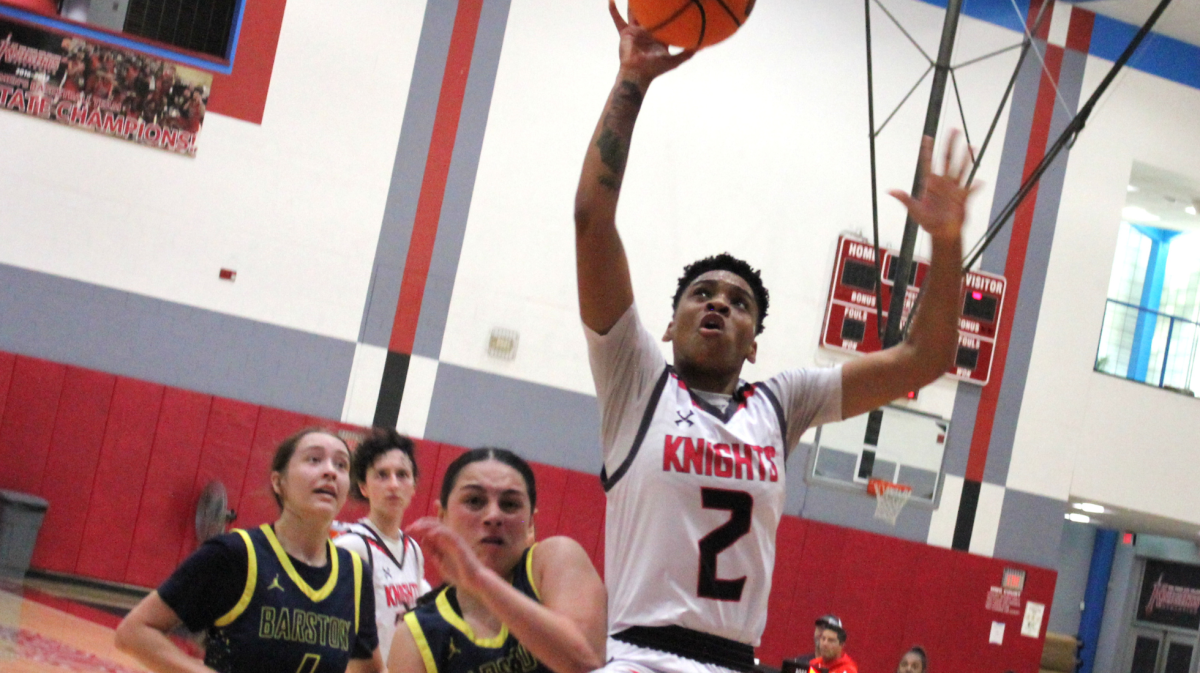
[873,484,912,526]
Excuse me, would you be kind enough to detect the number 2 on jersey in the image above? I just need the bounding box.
[697,488,753,601]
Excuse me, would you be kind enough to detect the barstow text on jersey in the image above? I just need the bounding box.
[257,606,353,650]
[662,435,779,481]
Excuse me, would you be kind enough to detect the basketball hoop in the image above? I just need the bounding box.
[868,478,912,526]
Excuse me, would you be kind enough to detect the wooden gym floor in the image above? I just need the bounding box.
[0,573,150,673]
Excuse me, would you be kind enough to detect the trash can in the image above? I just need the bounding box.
[0,489,49,578]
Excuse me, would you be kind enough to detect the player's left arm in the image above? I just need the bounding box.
[409,519,606,673]
[841,132,977,419]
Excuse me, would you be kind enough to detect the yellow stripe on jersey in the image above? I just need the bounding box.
[260,524,340,602]
[404,611,439,673]
[215,529,257,626]
[351,549,362,633]
[525,543,541,602]
[435,588,508,648]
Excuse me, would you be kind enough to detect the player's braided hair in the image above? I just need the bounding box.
[673,253,770,335]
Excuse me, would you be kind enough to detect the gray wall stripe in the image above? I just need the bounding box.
[940,47,1044,481]
[360,0,460,347]
[413,0,512,359]
[992,487,1066,568]
[0,263,354,417]
[424,362,602,473]
[943,382,980,478]
[983,45,1089,486]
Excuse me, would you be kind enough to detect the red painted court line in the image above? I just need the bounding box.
[965,46,1065,482]
[390,0,485,354]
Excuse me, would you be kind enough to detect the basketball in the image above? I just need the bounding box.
[628,0,756,50]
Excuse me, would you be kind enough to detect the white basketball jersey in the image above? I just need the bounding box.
[333,520,427,661]
[603,366,788,646]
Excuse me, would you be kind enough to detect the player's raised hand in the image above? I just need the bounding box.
[889,130,980,242]
[407,517,487,593]
[610,0,695,85]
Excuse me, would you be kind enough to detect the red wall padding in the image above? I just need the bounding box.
[74,377,164,582]
[31,367,116,573]
[0,349,1052,673]
[124,388,212,587]
[0,356,66,493]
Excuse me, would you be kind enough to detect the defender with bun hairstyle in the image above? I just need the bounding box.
[388,448,606,673]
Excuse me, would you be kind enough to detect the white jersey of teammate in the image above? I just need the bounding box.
[587,305,841,649]
[333,519,430,661]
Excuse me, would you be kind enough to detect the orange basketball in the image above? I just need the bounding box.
[628,0,756,50]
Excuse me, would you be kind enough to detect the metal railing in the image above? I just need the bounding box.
[1095,299,1200,395]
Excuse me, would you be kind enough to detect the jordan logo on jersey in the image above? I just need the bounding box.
[662,434,778,482]
[268,575,285,592]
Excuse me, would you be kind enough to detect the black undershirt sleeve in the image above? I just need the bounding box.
[158,534,248,633]
[351,568,379,658]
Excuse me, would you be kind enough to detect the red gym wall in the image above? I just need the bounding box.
[0,350,1053,672]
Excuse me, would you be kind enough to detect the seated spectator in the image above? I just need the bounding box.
[897,646,928,673]
[782,615,839,673]
[808,617,856,673]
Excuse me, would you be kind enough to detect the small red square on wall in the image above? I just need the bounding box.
[219,268,237,281]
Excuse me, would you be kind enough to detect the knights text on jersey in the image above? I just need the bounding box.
[333,520,427,662]
[602,366,788,646]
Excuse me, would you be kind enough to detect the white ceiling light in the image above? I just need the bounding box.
[1073,502,1105,514]
[1123,206,1161,223]
[1127,185,1139,192]
[1066,513,1091,523]
[1187,206,1197,216]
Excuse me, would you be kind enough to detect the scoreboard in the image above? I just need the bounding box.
[820,235,1006,386]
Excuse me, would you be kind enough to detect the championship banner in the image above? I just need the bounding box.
[1138,559,1200,630]
[0,17,211,156]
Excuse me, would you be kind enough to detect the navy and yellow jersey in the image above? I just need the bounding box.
[403,545,551,673]
[159,524,377,673]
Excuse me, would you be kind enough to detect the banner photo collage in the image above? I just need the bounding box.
[0,17,212,156]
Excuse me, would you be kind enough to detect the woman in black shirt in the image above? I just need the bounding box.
[115,428,382,673]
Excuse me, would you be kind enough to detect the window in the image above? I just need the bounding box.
[1095,163,1200,395]
[3,0,243,72]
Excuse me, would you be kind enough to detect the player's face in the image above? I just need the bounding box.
[440,460,533,580]
[818,630,843,660]
[813,624,824,650]
[897,653,924,673]
[361,449,416,519]
[664,270,759,379]
[274,432,350,520]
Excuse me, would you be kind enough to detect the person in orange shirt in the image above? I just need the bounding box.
[808,617,857,673]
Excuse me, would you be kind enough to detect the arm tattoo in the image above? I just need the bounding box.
[594,80,645,192]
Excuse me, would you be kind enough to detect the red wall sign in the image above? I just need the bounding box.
[821,235,1006,386]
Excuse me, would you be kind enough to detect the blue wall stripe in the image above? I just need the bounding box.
[916,0,1200,91]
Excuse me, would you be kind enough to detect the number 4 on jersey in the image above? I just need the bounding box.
[697,488,753,601]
